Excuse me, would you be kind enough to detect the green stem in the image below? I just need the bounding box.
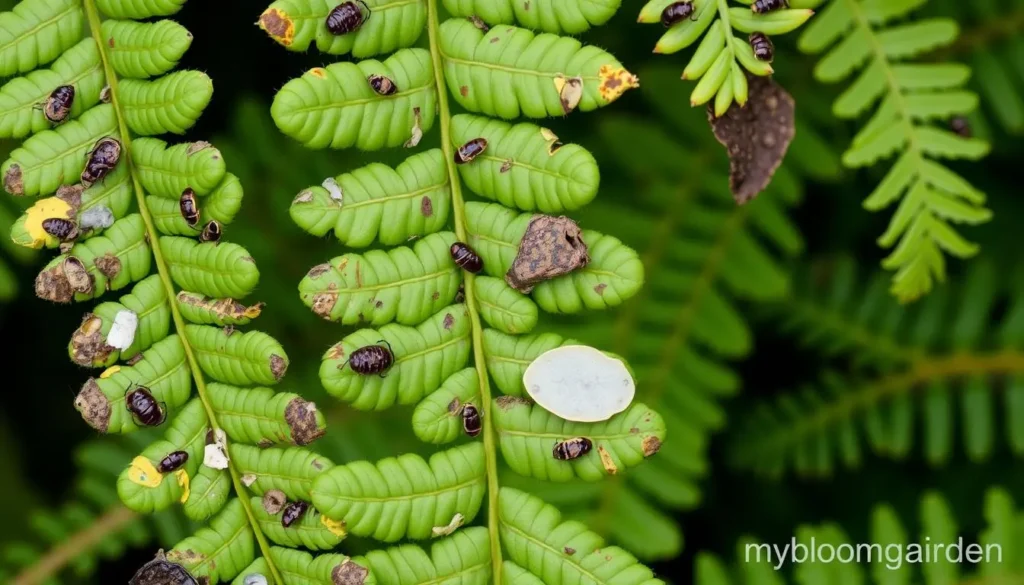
[81,4,283,584]
[716,0,737,61]
[426,2,503,582]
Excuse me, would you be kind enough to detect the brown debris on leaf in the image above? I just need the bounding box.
[707,72,795,204]
[332,560,369,585]
[74,379,111,432]
[642,436,662,457]
[70,314,116,366]
[36,256,94,302]
[3,163,23,195]
[186,141,213,156]
[505,215,589,293]
[270,354,288,380]
[285,398,325,445]
[495,395,531,410]
[262,489,287,515]
[95,253,121,279]
[56,183,84,209]
[311,292,339,320]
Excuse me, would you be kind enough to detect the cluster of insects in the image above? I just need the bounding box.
[177,187,222,242]
[552,437,592,460]
[659,1,775,62]
[125,383,167,427]
[450,242,483,273]
[325,0,370,34]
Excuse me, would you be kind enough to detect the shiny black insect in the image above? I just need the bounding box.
[454,138,488,164]
[950,116,972,138]
[157,450,189,473]
[125,385,166,427]
[179,188,200,227]
[467,15,489,32]
[199,219,221,243]
[368,74,398,96]
[552,437,592,460]
[81,136,121,186]
[38,85,75,124]
[661,1,695,26]
[281,500,310,528]
[752,0,788,13]
[42,217,78,241]
[749,32,774,62]
[347,340,394,376]
[450,242,483,273]
[130,550,198,585]
[462,404,481,437]
[325,0,370,34]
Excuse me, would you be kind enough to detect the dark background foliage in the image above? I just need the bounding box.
[1,0,1022,582]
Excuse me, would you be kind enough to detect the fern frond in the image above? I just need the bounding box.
[732,257,1024,477]
[0,1,334,583]
[799,0,991,302]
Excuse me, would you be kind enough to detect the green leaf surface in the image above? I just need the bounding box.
[132,137,227,197]
[320,304,473,410]
[412,368,481,444]
[168,498,255,584]
[439,19,638,119]
[232,547,374,585]
[96,0,186,19]
[160,236,260,299]
[450,114,599,213]
[493,397,666,481]
[208,383,327,447]
[251,496,346,551]
[290,149,450,247]
[68,274,170,367]
[363,527,492,585]
[311,442,487,542]
[442,0,619,34]
[230,444,334,500]
[186,325,289,386]
[259,0,426,57]
[183,465,231,522]
[0,0,84,78]
[474,276,538,334]
[120,70,213,135]
[298,231,461,326]
[271,48,437,150]
[101,19,193,79]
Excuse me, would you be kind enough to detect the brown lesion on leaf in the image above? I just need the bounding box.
[35,258,85,303]
[270,354,288,380]
[259,7,296,46]
[166,548,205,566]
[3,163,23,196]
[505,215,589,294]
[177,292,264,323]
[459,85,469,97]
[597,65,640,104]
[185,141,212,156]
[443,312,455,330]
[127,353,144,365]
[564,547,576,555]
[285,397,326,446]
[594,283,607,295]
[420,196,433,217]
[332,560,369,585]
[500,159,513,173]
[707,72,795,204]
[307,263,331,279]
[553,75,584,115]
[311,291,339,320]
[262,489,287,514]
[293,189,314,204]
[56,183,83,208]
[326,343,346,360]
[642,436,662,457]
[70,313,116,366]
[598,445,618,474]
[95,253,121,279]
[74,379,110,432]
[495,395,531,410]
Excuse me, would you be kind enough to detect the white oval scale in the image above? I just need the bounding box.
[522,345,635,422]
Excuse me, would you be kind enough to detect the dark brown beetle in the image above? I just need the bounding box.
[179,188,200,227]
[552,437,592,460]
[157,450,189,473]
[368,74,398,96]
[125,384,166,427]
[346,340,394,376]
[199,219,221,243]
[467,15,489,32]
[462,403,481,437]
[326,0,370,34]
[130,550,198,585]
[450,242,483,273]
[752,0,788,13]
[950,116,972,138]
[42,217,78,241]
[81,137,121,187]
[454,138,487,164]
[39,85,75,124]
[281,500,310,528]
[749,32,774,62]
[661,1,695,26]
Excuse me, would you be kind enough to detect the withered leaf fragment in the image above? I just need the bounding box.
[505,215,589,294]
[707,72,795,204]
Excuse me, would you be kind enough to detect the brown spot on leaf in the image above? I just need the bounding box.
[262,489,287,514]
[432,291,440,300]
[270,354,288,380]
[642,436,662,456]
[4,164,24,196]
[312,459,325,470]
[186,141,212,156]
[95,253,121,279]
[285,398,326,446]
[630,427,639,434]
[374,300,383,309]
[327,343,346,360]
[459,85,469,97]
[500,159,513,173]
[564,547,576,555]
[311,292,338,320]
[553,75,584,114]
[598,445,617,474]
[36,263,74,303]
[257,439,274,448]
[443,313,455,330]
[56,184,84,209]
[421,196,433,217]
[447,398,462,414]
[707,72,795,204]
[524,0,530,9]
[307,263,331,279]
[594,283,607,295]
[259,7,295,46]
[166,548,205,566]
[332,560,369,585]
[127,353,144,365]
[597,65,639,103]
[70,314,115,366]
[107,37,114,47]
[505,215,589,294]
[74,379,110,432]
[495,395,531,409]
[490,37,500,43]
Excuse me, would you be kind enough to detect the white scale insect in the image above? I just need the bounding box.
[106,309,139,350]
[522,345,635,422]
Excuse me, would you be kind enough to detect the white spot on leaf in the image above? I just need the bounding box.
[80,205,114,231]
[432,512,464,537]
[241,473,257,486]
[204,428,229,470]
[106,310,138,350]
[522,345,635,422]
[322,177,343,204]
[244,574,269,585]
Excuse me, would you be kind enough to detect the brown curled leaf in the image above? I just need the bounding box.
[707,72,795,204]
[505,215,589,294]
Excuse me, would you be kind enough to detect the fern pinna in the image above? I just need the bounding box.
[258,0,666,583]
[0,0,336,583]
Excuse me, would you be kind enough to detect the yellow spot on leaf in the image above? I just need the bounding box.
[597,446,618,475]
[259,8,295,46]
[598,65,640,104]
[127,456,163,488]
[243,304,264,319]
[19,197,72,249]
[321,515,348,537]
[99,365,121,379]
[176,469,191,503]
[309,67,327,79]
